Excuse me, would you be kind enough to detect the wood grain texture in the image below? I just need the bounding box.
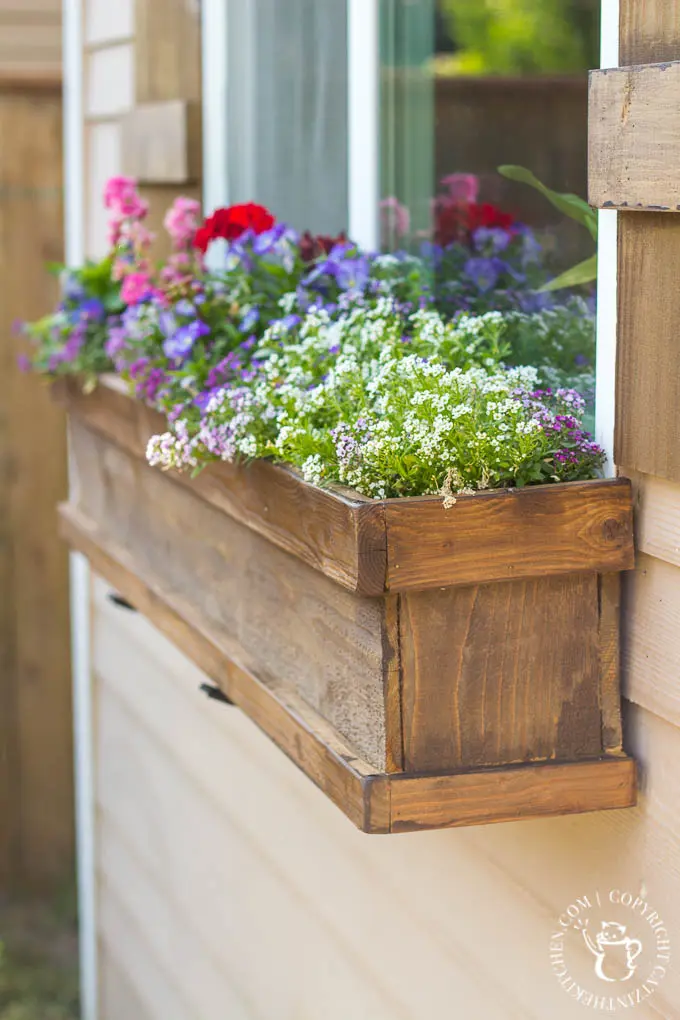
[399,575,603,772]
[122,99,201,184]
[614,0,680,482]
[589,62,680,211]
[61,496,637,832]
[615,212,680,480]
[59,502,390,834]
[0,0,60,79]
[0,86,73,891]
[68,419,391,769]
[54,376,388,595]
[599,573,624,753]
[388,758,637,833]
[59,503,637,832]
[383,480,634,591]
[56,378,634,594]
[134,0,201,105]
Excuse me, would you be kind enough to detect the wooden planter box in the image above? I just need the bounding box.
[56,376,637,832]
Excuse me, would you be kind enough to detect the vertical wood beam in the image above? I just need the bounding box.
[615,4,680,479]
[0,85,74,892]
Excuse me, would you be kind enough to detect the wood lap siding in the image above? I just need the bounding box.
[0,1,61,80]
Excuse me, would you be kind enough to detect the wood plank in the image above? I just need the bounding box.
[58,502,390,833]
[623,552,680,731]
[134,0,201,106]
[60,504,637,833]
[121,99,201,184]
[399,574,604,772]
[388,758,637,833]
[57,379,635,594]
[68,419,391,768]
[0,88,72,891]
[383,480,634,591]
[616,213,680,480]
[54,376,388,595]
[589,61,680,212]
[614,0,680,482]
[599,573,624,753]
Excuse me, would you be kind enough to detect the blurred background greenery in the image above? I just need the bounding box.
[435,0,600,74]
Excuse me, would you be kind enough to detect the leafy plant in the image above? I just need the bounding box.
[498,165,597,291]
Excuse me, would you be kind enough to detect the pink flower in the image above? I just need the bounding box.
[104,176,148,219]
[380,197,411,243]
[120,272,153,305]
[164,197,201,251]
[440,173,480,204]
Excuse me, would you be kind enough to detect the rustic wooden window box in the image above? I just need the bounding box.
[55,376,637,832]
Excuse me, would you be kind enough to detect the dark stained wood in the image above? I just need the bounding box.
[589,62,680,212]
[54,376,388,596]
[399,574,603,772]
[614,0,680,482]
[69,418,391,770]
[60,503,637,833]
[58,501,390,833]
[387,758,637,833]
[383,481,634,591]
[599,573,624,753]
[56,378,634,594]
[58,380,636,827]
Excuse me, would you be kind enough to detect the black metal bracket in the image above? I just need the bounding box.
[107,592,137,612]
[199,683,235,706]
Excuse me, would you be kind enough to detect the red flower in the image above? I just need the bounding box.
[193,202,276,253]
[299,230,348,264]
[434,199,515,248]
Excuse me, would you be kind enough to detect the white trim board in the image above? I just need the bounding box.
[595,0,620,474]
[63,1,98,1018]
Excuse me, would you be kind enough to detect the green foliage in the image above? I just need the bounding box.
[148,301,604,498]
[498,164,598,291]
[438,0,599,75]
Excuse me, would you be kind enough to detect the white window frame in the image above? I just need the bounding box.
[596,0,620,473]
[201,0,380,250]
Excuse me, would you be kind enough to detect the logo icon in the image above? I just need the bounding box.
[550,889,671,1010]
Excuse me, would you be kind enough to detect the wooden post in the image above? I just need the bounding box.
[0,79,73,892]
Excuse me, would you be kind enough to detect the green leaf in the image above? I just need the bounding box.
[538,254,598,292]
[497,165,598,240]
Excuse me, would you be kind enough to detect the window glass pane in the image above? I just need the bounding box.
[380,0,599,427]
[226,0,348,236]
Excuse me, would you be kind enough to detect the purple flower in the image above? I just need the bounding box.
[163,318,210,360]
[174,299,196,317]
[104,325,128,358]
[158,310,178,337]
[271,313,301,333]
[472,227,511,254]
[335,256,370,293]
[79,298,106,322]
[240,307,259,333]
[464,257,506,293]
[16,353,31,372]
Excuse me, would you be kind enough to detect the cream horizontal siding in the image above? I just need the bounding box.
[92,574,680,1020]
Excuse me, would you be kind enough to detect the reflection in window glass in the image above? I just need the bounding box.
[226,0,348,236]
[380,0,599,424]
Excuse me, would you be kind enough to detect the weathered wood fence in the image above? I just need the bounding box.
[0,74,73,893]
